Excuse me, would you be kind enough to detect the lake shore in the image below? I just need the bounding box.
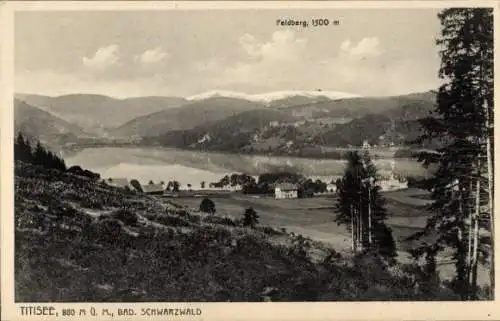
[62,141,424,161]
[64,146,432,190]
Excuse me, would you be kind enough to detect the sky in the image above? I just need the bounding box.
[15,9,443,98]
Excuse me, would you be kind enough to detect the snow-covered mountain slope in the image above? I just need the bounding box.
[186,90,361,104]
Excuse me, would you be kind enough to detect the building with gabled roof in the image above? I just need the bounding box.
[274,182,299,199]
[142,183,165,195]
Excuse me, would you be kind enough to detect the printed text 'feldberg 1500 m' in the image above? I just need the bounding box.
[276,18,340,28]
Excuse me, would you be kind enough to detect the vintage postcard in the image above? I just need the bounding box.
[1,1,499,320]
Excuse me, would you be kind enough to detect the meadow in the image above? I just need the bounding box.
[171,188,431,256]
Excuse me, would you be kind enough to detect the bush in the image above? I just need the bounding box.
[199,198,216,214]
[130,179,143,193]
[242,207,259,229]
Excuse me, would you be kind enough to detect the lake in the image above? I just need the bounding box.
[65,147,430,188]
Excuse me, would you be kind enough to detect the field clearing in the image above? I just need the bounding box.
[172,189,493,285]
[172,188,433,253]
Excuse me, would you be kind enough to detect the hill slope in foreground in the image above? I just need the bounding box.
[15,162,457,301]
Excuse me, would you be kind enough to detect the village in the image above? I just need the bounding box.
[103,159,409,199]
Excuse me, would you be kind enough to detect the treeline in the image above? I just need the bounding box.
[14,132,66,171]
[210,172,329,197]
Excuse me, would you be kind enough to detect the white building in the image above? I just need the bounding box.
[326,183,337,194]
[274,183,299,199]
[142,182,165,195]
[378,160,408,192]
[362,140,371,149]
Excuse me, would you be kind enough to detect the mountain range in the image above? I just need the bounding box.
[14,89,437,157]
[186,89,360,103]
[14,99,89,147]
[16,93,187,133]
[111,97,267,138]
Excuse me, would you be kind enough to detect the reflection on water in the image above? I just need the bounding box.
[65,147,431,188]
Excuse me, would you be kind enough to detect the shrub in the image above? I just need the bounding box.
[130,179,143,193]
[199,198,216,214]
[242,207,259,229]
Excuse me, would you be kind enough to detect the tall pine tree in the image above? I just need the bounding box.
[14,132,33,163]
[14,132,67,171]
[415,8,493,300]
[335,151,396,263]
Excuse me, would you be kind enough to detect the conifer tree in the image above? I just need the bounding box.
[243,207,259,229]
[414,8,493,300]
[14,132,32,163]
[14,133,67,171]
[335,151,396,262]
[34,141,46,166]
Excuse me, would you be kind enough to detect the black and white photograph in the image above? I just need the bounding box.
[1,1,497,318]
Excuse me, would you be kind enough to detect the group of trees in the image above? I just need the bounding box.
[335,151,397,263]
[300,179,328,196]
[206,171,331,197]
[241,172,329,197]
[165,180,180,192]
[334,8,494,300]
[15,132,67,171]
[334,9,494,300]
[410,8,494,300]
[210,173,256,189]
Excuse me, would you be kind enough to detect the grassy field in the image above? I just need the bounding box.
[172,189,431,254]
[171,188,496,286]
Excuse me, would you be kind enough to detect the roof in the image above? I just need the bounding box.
[142,184,165,193]
[275,183,299,191]
[106,178,130,188]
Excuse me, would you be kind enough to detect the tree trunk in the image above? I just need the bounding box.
[469,170,481,299]
[358,202,363,251]
[479,20,494,297]
[485,101,494,299]
[465,187,473,284]
[350,204,355,252]
[368,187,372,245]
